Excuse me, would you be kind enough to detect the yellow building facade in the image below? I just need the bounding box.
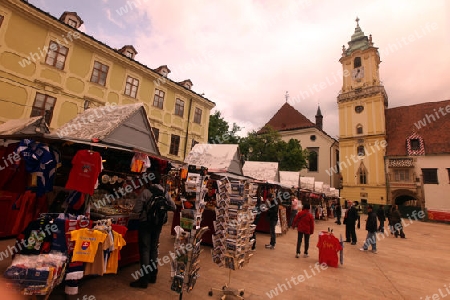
[337,19,388,205]
[0,0,215,161]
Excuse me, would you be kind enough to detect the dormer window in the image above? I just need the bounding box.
[59,12,83,29]
[68,19,77,28]
[118,45,137,59]
[406,133,425,156]
[155,65,171,77]
[354,57,361,68]
[179,79,193,90]
[410,139,420,151]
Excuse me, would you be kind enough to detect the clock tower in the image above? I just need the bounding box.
[337,18,388,206]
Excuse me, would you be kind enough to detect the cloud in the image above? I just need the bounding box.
[33,0,450,140]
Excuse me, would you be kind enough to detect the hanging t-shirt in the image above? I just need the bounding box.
[70,228,107,263]
[84,235,113,276]
[317,232,343,268]
[130,153,150,173]
[105,230,127,274]
[65,150,102,195]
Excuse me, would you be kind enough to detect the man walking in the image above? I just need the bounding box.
[391,205,406,238]
[130,176,176,288]
[344,201,358,245]
[376,205,386,233]
[335,202,342,225]
[265,194,278,250]
[360,205,378,253]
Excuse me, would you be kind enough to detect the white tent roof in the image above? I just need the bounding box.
[242,161,279,182]
[48,103,160,156]
[300,177,315,190]
[0,116,49,136]
[184,144,243,175]
[279,171,300,188]
[314,181,324,193]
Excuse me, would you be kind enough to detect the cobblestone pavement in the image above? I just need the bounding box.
[1,213,449,300]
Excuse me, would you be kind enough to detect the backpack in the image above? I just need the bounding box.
[145,186,171,227]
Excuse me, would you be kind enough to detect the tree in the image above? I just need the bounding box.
[239,125,308,171]
[208,111,241,144]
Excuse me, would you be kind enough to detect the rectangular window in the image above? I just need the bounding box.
[0,15,4,28]
[191,139,198,149]
[359,170,367,184]
[194,107,202,124]
[307,148,318,172]
[169,135,180,156]
[45,41,68,70]
[175,98,185,117]
[153,89,165,109]
[410,139,420,151]
[90,61,109,86]
[152,127,159,143]
[448,168,450,183]
[68,19,77,28]
[124,76,139,98]
[30,93,56,125]
[394,169,410,182]
[422,168,438,184]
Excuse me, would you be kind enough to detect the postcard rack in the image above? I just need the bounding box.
[170,172,209,299]
[209,177,257,299]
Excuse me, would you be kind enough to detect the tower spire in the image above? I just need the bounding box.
[285,91,289,103]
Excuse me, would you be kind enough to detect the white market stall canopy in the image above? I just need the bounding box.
[242,161,279,182]
[184,144,243,175]
[279,171,300,188]
[47,103,160,156]
[314,181,324,193]
[0,116,49,137]
[300,177,315,190]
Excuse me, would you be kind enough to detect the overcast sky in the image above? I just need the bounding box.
[30,0,450,139]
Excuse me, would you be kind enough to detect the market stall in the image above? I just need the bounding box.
[0,103,171,297]
[171,144,248,245]
[242,161,291,234]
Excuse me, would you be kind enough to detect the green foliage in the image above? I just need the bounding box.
[239,125,308,171]
[208,111,241,144]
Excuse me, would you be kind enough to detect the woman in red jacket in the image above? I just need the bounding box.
[292,203,315,258]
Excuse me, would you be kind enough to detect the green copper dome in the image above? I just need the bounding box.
[344,17,371,56]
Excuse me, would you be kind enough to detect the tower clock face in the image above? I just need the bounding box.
[352,66,364,81]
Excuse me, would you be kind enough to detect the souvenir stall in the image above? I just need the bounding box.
[0,104,169,297]
[171,143,247,245]
[242,161,291,235]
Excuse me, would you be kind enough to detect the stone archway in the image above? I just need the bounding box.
[391,189,421,218]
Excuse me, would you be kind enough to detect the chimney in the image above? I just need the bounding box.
[118,45,137,59]
[315,105,323,130]
[59,11,83,29]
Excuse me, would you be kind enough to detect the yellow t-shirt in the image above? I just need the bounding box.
[105,231,127,274]
[70,228,107,263]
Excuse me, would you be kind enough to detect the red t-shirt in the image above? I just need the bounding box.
[65,150,102,195]
[317,233,343,268]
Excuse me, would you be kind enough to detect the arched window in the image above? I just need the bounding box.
[357,145,365,156]
[354,57,361,68]
[358,163,367,184]
[356,124,363,134]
